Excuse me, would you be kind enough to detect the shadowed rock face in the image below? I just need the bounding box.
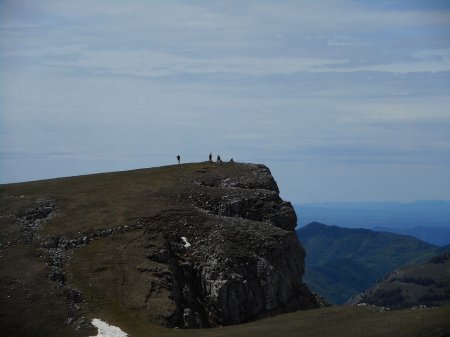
[163,163,318,327]
[0,162,318,334]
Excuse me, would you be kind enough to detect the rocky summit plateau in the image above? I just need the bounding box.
[0,162,318,337]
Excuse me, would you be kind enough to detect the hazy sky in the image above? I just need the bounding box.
[1,0,449,203]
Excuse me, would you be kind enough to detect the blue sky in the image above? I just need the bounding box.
[1,0,449,203]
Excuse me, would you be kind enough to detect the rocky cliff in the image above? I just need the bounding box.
[0,162,318,336]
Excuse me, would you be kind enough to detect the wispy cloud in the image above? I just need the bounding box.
[45,50,348,77]
[327,35,371,47]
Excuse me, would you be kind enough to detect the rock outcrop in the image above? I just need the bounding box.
[0,162,318,335]
[157,163,318,327]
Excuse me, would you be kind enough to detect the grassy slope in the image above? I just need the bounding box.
[358,253,450,309]
[0,165,182,237]
[0,164,205,337]
[99,306,450,337]
[0,224,90,337]
[297,222,437,304]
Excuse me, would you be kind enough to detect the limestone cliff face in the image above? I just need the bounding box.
[160,163,318,327]
[0,162,318,335]
[191,164,297,231]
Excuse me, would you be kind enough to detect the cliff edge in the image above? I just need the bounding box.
[0,162,318,336]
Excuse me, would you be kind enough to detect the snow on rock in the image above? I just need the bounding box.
[90,318,128,337]
[181,236,191,248]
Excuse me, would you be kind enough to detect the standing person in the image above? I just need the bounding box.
[176,155,180,164]
[217,155,222,164]
[209,153,213,162]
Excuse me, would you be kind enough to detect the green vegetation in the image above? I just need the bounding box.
[429,251,450,264]
[358,251,450,309]
[297,222,439,304]
[304,259,378,304]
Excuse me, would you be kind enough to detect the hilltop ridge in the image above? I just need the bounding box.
[0,162,318,336]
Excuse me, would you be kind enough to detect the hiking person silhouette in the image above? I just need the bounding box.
[217,155,222,164]
[176,155,180,164]
[209,153,212,162]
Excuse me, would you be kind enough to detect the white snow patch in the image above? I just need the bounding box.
[90,318,128,337]
[181,236,191,248]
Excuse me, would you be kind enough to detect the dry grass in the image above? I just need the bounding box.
[87,306,450,337]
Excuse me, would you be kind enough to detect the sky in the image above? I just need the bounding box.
[1,0,450,203]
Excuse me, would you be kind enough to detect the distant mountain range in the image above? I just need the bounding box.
[297,222,442,304]
[372,226,450,246]
[294,200,450,245]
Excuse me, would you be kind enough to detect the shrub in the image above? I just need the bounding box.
[429,252,450,264]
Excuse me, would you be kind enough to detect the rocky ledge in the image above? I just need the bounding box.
[158,163,319,327]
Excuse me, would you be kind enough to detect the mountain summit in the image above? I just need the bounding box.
[0,162,317,336]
